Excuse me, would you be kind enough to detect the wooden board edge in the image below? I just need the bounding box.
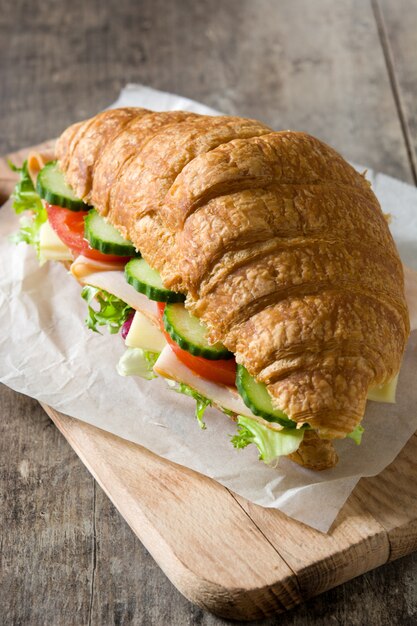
[41,404,415,621]
[42,405,304,621]
[234,492,391,598]
[352,432,417,562]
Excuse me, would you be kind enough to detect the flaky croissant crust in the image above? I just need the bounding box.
[56,108,409,443]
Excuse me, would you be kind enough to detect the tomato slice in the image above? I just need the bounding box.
[45,204,130,264]
[157,303,237,387]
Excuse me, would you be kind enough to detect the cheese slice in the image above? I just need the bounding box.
[367,374,398,403]
[126,311,167,352]
[39,220,73,263]
[70,256,158,323]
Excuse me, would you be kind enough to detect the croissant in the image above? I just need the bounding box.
[55,107,409,469]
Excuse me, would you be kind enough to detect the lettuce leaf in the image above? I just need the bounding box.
[117,347,159,380]
[174,383,211,429]
[347,423,364,445]
[8,160,47,256]
[231,415,305,464]
[81,286,132,334]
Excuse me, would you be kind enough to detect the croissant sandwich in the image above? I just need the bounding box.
[9,107,410,471]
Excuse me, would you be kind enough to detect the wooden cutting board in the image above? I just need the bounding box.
[2,143,417,621]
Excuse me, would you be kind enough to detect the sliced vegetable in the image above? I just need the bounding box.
[367,375,398,403]
[347,423,364,445]
[125,310,167,352]
[46,204,130,263]
[231,415,305,464]
[46,204,87,251]
[81,285,132,334]
[125,258,184,303]
[36,160,90,211]
[9,160,47,256]
[157,303,237,386]
[236,365,296,428]
[164,333,237,386]
[163,303,232,360]
[9,160,43,214]
[39,220,73,264]
[121,312,135,340]
[117,348,159,380]
[84,209,137,257]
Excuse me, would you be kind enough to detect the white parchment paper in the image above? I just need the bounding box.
[1,84,416,532]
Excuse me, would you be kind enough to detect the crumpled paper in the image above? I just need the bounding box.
[0,84,416,532]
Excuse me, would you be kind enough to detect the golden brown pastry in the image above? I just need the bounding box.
[288,430,338,471]
[56,108,409,468]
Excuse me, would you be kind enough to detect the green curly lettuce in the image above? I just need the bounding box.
[81,285,132,334]
[8,160,47,256]
[232,416,365,465]
[347,423,365,445]
[174,383,211,429]
[231,415,305,464]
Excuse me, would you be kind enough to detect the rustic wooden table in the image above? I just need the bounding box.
[1,1,416,624]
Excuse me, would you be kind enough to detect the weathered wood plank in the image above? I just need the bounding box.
[353,433,417,562]
[0,387,223,626]
[174,0,413,183]
[18,399,417,624]
[375,0,417,182]
[42,407,302,621]
[0,387,93,625]
[235,495,390,600]
[0,0,413,182]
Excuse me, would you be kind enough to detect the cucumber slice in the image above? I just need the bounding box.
[36,161,90,211]
[84,210,137,256]
[125,258,185,303]
[236,365,296,427]
[163,303,233,360]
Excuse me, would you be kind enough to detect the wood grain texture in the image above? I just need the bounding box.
[0,388,93,626]
[37,402,417,621]
[0,0,413,182]
[1,0,417,624]
[354,433,417,562]
[40,407,301,620]
[376,0,417,183]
